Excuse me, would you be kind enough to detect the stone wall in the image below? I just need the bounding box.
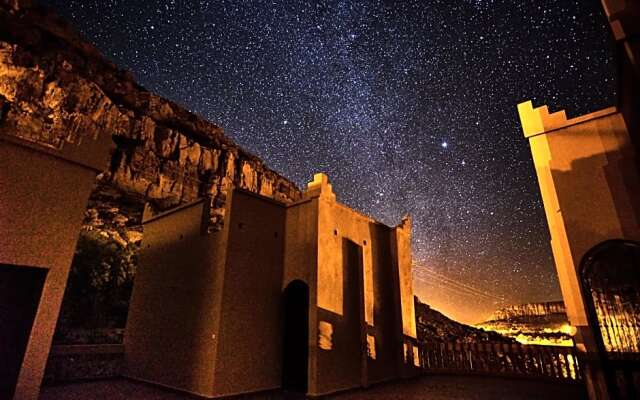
[0,0,301,232]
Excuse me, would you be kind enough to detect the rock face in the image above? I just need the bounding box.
[488,301,565,322]
[0,0,301,232]
[476,301,571,346]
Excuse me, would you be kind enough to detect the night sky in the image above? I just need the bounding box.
[42,0,617,324]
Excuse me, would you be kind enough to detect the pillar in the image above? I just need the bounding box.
[517,100,640,399]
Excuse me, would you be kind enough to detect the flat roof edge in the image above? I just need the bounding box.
[142,198,205,224]
[541,106,619,136]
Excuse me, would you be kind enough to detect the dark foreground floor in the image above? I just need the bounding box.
[40,375,587,400]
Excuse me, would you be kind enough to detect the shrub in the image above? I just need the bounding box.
[56,229,138,337]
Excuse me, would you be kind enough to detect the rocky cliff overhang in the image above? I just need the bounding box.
[0,0,301,232]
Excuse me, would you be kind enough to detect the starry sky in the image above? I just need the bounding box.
[42,0,617,324]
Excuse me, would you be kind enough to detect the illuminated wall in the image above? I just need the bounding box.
[310,173,417,395]
[124,173,417,398]
[516,3,640,399]
[518,102,640,330]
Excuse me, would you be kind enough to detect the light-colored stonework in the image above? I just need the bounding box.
[125,173,418,398]
[518,100,640,326]
[516,4,640,398]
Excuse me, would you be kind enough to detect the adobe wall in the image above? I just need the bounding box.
[518,102,640,400]
[282,197,318,394]
[124,200,229,397]
[0,138,110,399]
[518,103,640,330]
[123,174,416,398]
[308,174,416,396]
[368,221,405,384]
[282,198,318,289]
[126,190,291,398]
[312,236,364,395]
[211,190,286,397]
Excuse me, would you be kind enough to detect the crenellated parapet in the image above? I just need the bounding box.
[303,172,337,201]
[517,101,618,138]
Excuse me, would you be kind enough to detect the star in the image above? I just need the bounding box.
[42,0,616,324]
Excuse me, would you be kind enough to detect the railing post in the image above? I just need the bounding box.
[542,347,550,377]
[533,347,543,377]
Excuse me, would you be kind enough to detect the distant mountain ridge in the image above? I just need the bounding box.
[476,301,572,346]
[487,301,565,322]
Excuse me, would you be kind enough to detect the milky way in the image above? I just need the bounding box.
[42,0,617,323]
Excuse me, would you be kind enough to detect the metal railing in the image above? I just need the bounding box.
[413,340,583,382]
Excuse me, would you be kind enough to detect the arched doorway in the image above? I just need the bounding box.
[580,240,640,399]
[282,280,309,393]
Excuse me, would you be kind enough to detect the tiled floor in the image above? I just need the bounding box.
[40,375,587,400]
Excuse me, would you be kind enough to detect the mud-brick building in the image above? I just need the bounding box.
[517,1,640,398]
[0,126,112,400]
[0,2,417,398]
[124,173,418,398]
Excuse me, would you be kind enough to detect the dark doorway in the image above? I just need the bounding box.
[282,280,309,393]
[343,239,365,386]
[0,264,48,399]
[580,240,640,399]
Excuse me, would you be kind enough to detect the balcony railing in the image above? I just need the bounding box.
[411,340,582,382]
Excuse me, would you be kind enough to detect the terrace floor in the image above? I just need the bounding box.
[41,374,588,400]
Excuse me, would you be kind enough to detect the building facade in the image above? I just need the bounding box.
[0,128,113,399]
[124,173,418,398]
[517,2,640,398]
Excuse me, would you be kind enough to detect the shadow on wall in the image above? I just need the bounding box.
[551,149,640,260]
[368,220,402,383]
[315,239,364,394]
